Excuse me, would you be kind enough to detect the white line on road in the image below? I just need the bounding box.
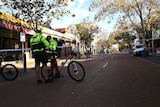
[103,62,108,68]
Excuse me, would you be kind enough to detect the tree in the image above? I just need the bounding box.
[106,31,117,46]
[101,32,117,52]
[75,23,99,44]
[118,42,127,51]
[115,31,136,47]
[1,0,74,30]
[89,0,160,45]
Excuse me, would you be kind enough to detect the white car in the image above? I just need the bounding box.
[132,44,144,56]
[156,48,160,56]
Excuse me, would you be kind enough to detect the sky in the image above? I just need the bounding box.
[51,0,116,35]
[51,0,93,28]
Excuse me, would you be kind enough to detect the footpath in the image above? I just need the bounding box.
[2,53,160,73]
[141,54,160,64]
[10,54,98,73]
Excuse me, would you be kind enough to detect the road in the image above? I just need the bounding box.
[0,53,160,107]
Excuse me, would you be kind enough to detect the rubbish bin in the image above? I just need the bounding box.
[141,49,146,57]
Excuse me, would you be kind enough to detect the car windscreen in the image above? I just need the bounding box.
[136,45,143,48]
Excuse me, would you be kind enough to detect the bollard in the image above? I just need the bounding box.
[23,53,27,72]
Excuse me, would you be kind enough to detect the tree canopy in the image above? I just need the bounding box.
[75,23,100,44]
[90,0,160,44]
[1,0,74,30]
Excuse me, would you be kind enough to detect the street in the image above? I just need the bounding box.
[0,53,160,107]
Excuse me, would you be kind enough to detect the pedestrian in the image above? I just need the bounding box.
[73,42,80,58]
[58,39,64,46]
[71,40,78,57]
[86,45,91,58]
[100,45,105,55]
[76,42,80,58]
[30,30,52,83]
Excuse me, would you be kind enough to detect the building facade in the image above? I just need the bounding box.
[0,10,76,61]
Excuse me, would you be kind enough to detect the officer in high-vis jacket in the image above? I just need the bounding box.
[30,30,52,83]
[46,35,61,78]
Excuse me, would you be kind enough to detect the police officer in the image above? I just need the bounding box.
[30,30,52,83]
[46,36,58,52]
[46,36,61,78]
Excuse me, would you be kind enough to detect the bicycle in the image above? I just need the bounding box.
[41,52,85,82]
[0,53,18,81]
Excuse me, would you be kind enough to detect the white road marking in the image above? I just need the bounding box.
[103,62,108,68]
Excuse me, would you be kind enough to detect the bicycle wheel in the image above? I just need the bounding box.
[41,66,56,80]
[67,61,85,82]
[1,64,18,81]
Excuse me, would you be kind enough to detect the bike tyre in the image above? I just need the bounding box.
[1,64,18,81]
[67,61,85,82]
[41,66,55,80]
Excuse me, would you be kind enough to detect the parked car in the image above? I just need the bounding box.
[132,43,144,56]
[156,48,160,56]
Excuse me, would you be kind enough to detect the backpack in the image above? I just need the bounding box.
[30,36,45,52]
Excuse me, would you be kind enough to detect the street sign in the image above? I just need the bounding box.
[20,32,26,42]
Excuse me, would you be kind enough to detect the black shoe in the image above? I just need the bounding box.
[55,72,61,78]
[37,80,43,84]
[45,79,53,83]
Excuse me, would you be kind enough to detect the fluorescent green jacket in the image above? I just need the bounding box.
[30,33,49,52]
[49,38,58,52]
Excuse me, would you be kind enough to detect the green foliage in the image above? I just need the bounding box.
[118,42,127,51]
[1,0,73,30]
[106,28,136,50]
[90,0,160,44]
[115,31,136,42]
[102,32,117,49]
[75,23,99,43]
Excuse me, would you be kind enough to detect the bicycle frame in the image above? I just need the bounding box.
[59,53,73,71]
[49,52,76,72]
[42,52,85,82]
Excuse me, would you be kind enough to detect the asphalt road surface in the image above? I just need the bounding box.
[0,53,160,107]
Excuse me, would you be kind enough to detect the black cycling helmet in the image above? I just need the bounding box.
[46,35,51,41]
[36,29,41,33]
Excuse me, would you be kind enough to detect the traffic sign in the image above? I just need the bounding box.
[20,32,26,42]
